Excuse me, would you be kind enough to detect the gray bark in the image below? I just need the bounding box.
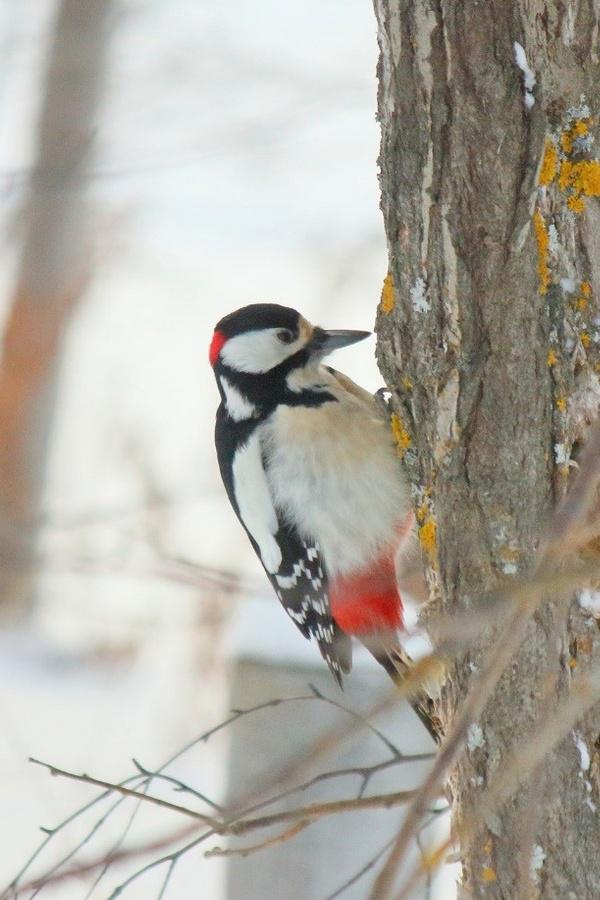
[0,0,112,617]
[373,1,600,896]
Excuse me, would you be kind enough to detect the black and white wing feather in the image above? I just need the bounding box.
[265,523,352,683]
[215,409,351,684]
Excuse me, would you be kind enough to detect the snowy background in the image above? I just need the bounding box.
[0,2,454,898]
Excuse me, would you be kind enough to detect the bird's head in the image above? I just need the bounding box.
[209,303,370,418]
[209,303,369,375]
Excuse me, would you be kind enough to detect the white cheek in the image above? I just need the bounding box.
[221,330,298,373]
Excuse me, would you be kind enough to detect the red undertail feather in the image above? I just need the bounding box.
[330,552,403,635]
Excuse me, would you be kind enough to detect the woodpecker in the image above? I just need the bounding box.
[210,303,439,740]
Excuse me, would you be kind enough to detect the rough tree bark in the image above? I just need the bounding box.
[0,0,112,618]
[373,2,600,897]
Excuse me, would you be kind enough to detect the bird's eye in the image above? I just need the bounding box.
[277,329,295,344]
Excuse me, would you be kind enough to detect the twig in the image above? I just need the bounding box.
[32,757,420,835]
[230,752,434,826]
[227,689,400,819]
[28,758,220,828]
[227,786,418,835]
[307,683,402,756]
[13,824,206,897]
[156,858,177,900]
[1,773,146,898]
[28,793,130,899]
[108,785,424,898]
[416,829,433,900]
[431,556,600,648]
[14,786,420,898]
[82,790,147,900]
[131,760,223,812]
[204,820,311,858]
[326,838,395,900]
[12,685,429,898]
[5,693,318,896]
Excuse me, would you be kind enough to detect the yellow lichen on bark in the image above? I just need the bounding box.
[419,517,437,556]
[558,161,573,191]
[547,348,557,366]
[482,867,498,883]
[560,119,590,155]
[562,160,600,194]
[573,118,590,135]
[539,138,558,186]
[533,210,550,294]
[415,496,437,562]
[390,412,411,458]
[581,281,592,297]
[380,273,395,313]
[567,195,585,213]
[559,159,600,212]
[544,120,599,213]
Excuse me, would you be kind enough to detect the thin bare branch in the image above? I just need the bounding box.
[432,556,600,648]
[5,692,319,895]
[204,820,311,858]
[82,790,147,900]
[326,838,395,900]
[14,787,420,898]
[15,682,430,897]
[13,824,205,898]
[131,760,223,812]
[228,787,418,835]
[1,773,146,897]
[156,858,177,900]
[29,758,220,828]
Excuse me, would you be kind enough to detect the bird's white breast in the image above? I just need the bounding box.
[260,373,410,577]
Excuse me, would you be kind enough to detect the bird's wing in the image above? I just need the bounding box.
[215,413,352,683]
[326,366,386,409]
[264,520,352,684]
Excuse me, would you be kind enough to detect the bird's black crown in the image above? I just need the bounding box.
[215,303,300,339]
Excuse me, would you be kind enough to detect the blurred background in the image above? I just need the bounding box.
[0,2,452,897]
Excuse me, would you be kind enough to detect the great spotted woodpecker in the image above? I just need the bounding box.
[210,303,439,740]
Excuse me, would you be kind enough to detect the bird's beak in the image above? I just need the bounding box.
[310,328,371,355]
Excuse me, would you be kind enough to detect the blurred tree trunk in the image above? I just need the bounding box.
[374,2,600,896]
[0,0,112,619]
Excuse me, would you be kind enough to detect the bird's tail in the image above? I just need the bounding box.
[360,634,443,744]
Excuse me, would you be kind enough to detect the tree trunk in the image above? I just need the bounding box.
[373,1,600,896]
[0,0,112,618]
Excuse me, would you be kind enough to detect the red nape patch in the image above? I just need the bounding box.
[209,330,227,366]
[330,560,404,635]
